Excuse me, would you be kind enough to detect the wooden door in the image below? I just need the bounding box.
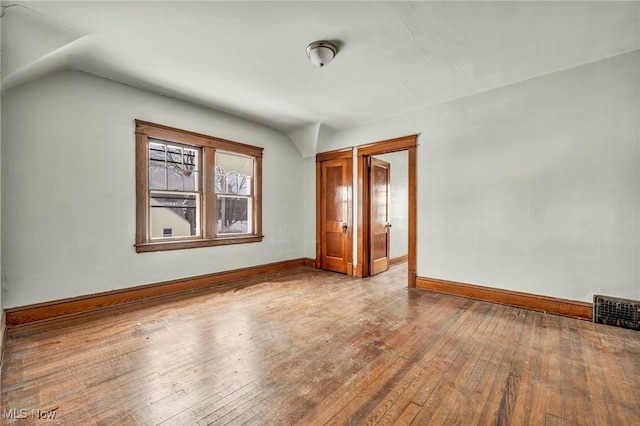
[369,157,390,276]
[320,158,352,274]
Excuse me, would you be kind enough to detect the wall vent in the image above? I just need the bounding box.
[593,295,640,330]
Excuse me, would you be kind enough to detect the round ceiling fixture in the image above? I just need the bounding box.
[306,41,338,68]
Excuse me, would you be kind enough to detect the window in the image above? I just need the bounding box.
[135,120,263,252]
[215,152,254,235]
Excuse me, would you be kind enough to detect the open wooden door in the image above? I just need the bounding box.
[369,157,391,276]
[319,157,352,274]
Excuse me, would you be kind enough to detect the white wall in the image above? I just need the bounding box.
[373,151,408,259]
[3,71,305,308]
[312,50,640,303]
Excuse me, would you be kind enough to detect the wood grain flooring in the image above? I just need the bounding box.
[1,264,640,425]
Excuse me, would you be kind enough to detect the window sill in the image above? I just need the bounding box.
[135,235,264,253]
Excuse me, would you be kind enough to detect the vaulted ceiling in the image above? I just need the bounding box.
[3,1,639,134]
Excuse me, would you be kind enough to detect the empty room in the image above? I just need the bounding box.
[1,1,639,424]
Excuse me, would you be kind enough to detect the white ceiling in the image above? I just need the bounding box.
[4,1,640,132]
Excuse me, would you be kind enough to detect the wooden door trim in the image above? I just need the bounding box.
[315,161,322,269]
[407,146,417,287]
[357,156,367,277]
[356,135,417,287]
[316,148,353,162]
[316,149,354,272]
[357,135,417,156]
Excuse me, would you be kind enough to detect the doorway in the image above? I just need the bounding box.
[358,136,416,285]
[366,151,411,276]
[316,135,417,287]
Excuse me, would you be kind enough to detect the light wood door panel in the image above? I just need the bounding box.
[370,157,390,276]
[320,158,352,274]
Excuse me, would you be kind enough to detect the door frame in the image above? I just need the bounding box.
[315,148,354,273]
[357,135,417,287]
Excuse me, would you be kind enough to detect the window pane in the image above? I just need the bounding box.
[182,148,198,191]
[167,168,182,191]
[149,142,165,161]
[215,167,225,193]
[149,142,166,190]
[239,176,251,196]
[149,166,166,190]
[183,148,197,171]
[183,170,197,191]
[150,192,200,238]
[167,145,182,166]
[166,146,182,190]
[217,196,251,234]
[216,152,253,196]
[149,141,200,192]
[228,173,238,194]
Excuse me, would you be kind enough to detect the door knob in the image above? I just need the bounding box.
[342,223,348,233]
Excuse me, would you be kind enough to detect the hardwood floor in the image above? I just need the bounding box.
[2,264,640,425]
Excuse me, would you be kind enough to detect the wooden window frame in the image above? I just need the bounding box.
[135,120,263,253]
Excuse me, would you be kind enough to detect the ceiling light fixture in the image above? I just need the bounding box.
[306,41,338,68]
